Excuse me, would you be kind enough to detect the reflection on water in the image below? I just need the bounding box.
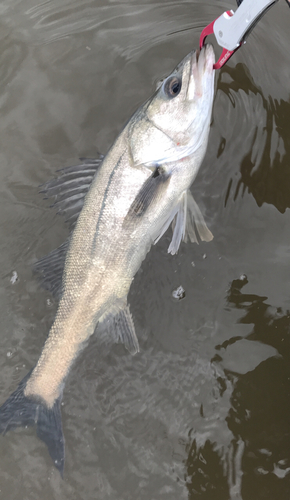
[185,276,290,499]
[0,0,290,499]
[226,277,290,499]
[220,64,290,213]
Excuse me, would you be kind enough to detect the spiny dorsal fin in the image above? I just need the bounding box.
[34,157,103,297]
[41,157,103,229]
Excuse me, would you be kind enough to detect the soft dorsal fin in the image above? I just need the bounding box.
[33,240,69,299]
[34,158,103,297]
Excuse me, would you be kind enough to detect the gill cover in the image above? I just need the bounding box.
[128,45,215,167]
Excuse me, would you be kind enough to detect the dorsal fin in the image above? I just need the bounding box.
[34,158,103,297]
[33,240,69,298]
[41,157,103,228]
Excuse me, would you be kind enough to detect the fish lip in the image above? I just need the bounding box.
[197,43,215,72]
[187,44,214,100]
[191,44,215,74]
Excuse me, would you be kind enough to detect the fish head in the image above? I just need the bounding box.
[129,44,215,167]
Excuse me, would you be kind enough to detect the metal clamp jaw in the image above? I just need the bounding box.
[200,0,279,69]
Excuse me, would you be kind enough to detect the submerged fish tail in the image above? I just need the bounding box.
[0,372,65,476]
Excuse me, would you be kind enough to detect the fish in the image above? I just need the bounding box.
[0,44,215,475]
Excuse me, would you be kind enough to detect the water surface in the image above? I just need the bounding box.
[0,1,290,499]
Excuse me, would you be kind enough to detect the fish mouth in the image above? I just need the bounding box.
[195,43,215,73]
[187,44,215,101]
[196,43,215,73]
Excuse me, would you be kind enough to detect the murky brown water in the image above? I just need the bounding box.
[0,1,290,498]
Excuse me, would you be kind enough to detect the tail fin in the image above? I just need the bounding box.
[0,372,65,476]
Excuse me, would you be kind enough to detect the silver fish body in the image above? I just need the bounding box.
[0,44,215,474]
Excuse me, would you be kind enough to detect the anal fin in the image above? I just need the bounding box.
[102,305,140,355]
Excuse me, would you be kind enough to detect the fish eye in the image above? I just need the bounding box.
[163,76,182,98]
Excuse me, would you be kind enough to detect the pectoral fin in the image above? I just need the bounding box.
[154,190,213,255]
[125,167,170,219]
